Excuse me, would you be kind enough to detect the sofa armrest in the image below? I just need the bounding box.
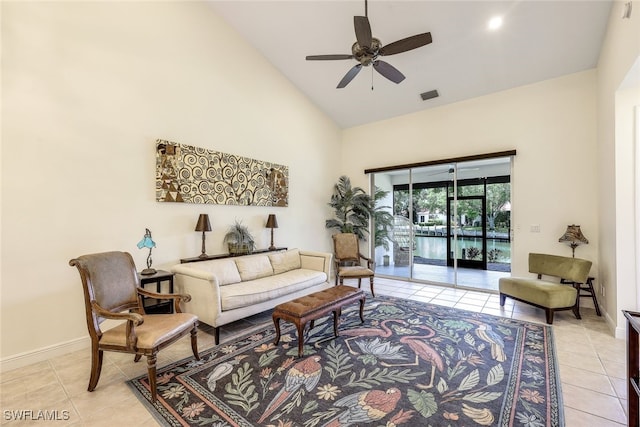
[299,250,333,279]
[171,266,223,327]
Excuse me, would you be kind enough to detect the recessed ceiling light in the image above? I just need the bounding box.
[488,16,503,30]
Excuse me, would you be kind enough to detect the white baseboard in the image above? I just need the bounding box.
[0,336,90,373]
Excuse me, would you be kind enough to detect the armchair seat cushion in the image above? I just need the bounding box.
[338,266,374,278]
[498,278,577,308]
[100,313,198,348]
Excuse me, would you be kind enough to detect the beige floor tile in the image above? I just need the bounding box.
[559,364,616,396]
[601,358,627,380]
[557,349,605,374]
[562,383,627,424]
[429,298,457,307]
[0,278,627,426]
[454,302,483,312]
[563,406,626,426]
[610,377,627,399]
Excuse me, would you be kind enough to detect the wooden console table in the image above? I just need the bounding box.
[180,247,287,264]
[624,310,640,426]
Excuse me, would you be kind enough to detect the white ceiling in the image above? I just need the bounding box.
[209,1,613,129]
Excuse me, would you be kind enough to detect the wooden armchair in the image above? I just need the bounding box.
[332,233,375,296]
[69,251,200,401]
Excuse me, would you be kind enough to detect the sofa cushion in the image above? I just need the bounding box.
[235,255,273,281]
[268,249,301,275]
[220,269,328,311]
[172,259,242,286]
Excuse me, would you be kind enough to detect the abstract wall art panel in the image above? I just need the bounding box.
[156,139,289,206]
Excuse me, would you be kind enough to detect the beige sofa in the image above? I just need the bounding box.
[171,249,333,344]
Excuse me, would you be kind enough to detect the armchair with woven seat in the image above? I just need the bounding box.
[332,232,375,297]
[69,251,200,401]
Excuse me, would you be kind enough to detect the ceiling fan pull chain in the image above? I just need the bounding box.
[371,67,374,91]
[365,0,368,17]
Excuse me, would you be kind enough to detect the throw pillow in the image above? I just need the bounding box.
[235,255,274,281]
[268,249,301,275]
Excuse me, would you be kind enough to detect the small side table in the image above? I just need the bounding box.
[563,276,601,316]
[139,270,174,314]
[580,277,601,316]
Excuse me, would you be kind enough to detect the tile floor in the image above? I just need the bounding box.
[0,277,628,426]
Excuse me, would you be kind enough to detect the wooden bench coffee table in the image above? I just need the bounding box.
[272,285,365,357]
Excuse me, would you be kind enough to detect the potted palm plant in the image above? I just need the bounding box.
[223,220,255,255]
[325,175,374,240]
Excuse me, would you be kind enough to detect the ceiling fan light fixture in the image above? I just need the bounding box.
[420,89,439,101]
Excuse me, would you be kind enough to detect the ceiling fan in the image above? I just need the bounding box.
[306,0,432,89]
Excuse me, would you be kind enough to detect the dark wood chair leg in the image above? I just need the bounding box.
[369,277,375,297]
[147,353,158,402]
[545,309,554,324]
[357,278,362,289]
[499,293,507,306]
[88,344,103,392]
[191,326,200,360]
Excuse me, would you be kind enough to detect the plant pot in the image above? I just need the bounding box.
[228,243,253,255]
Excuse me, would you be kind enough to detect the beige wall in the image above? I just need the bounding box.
[342,71,599,279]
[596,1,640,338]
[1,1,340,367]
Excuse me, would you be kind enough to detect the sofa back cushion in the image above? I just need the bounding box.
[268,249,301,275]
[528,253,592,283]
[235,255,274,281]
[206,259,242,286]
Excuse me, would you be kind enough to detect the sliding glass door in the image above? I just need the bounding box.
[369,154,512,290]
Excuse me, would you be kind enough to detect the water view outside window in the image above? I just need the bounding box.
[394,179,511,272]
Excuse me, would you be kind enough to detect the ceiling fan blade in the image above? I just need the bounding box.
[306,54,354,61]
[354,16,372,49]
[373,60,405,84]
[337,64,362,88]
[380,32,432,56]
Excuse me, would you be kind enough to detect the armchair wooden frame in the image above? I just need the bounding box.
[332,233,375,297]
[70,251,200,402]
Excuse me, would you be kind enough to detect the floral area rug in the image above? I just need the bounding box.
[127,295,563,426]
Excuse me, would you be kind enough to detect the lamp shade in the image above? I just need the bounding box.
[266,214,278,229]
[195,214,212,232]
[558,224,589,246]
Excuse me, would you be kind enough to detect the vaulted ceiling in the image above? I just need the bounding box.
[209,1,613,129]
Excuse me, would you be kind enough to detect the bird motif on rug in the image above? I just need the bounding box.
[257,355,322,423]
[475,323,507,362]
[322,387,401,427]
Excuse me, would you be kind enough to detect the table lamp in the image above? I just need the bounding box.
[195,214,212,258]
[266,214,278,251]
[558,224,588,257]
[137,228,157,275]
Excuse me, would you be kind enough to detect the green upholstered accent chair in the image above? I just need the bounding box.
[499,253,592,324]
